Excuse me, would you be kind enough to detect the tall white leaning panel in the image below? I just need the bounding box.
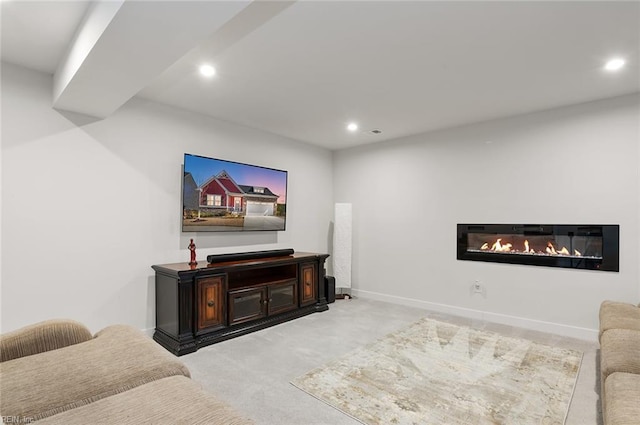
[333,203,352,291]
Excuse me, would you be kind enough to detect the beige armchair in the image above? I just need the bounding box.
[0,319,92,362]
[598,301,640,425]
[0,319,252,424]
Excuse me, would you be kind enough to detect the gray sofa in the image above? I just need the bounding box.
[0,319,252,424]
[598,300,640,425]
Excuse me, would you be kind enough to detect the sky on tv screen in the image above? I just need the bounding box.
[185,154,287,203]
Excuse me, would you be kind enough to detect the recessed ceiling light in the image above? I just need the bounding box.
[199,64,216,77]
[604,58,625,71]
[347,122,358,132]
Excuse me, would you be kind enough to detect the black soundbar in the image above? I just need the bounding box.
[207,249,295,264]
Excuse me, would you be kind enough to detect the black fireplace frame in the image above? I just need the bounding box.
[457,224,619,272]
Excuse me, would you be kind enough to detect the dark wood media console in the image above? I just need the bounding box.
[152,251,330,355]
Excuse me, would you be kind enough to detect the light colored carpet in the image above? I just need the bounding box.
[180,298,600,425]
[292,318,583,425]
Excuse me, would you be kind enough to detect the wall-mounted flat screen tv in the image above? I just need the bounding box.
[182,153,287,232]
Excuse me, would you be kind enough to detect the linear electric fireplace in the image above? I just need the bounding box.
[457,224,619,272]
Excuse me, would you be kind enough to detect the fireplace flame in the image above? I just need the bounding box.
[489,239,513,252]
[479,238,578,257]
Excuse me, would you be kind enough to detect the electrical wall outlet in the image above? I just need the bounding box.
[473,280,483,293]
[469,280,486,298]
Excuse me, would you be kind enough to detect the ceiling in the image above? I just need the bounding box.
[1,0,639,150]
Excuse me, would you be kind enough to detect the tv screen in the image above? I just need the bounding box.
[182,153,287,232]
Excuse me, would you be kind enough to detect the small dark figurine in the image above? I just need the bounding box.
[188,239,197,266]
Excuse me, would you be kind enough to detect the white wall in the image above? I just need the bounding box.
[333,94,640,340]
[2,61,638,340]
[1,63,333,334]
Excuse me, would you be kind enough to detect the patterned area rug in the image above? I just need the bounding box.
[291,318,582,425]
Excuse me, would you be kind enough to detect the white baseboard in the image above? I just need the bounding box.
[142,327,155,338]
[351,289,599,342]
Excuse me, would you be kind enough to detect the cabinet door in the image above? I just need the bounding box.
[300,262,317,306]
[228,287,267,325]
[196,276,225,331]
[268,279,298,315]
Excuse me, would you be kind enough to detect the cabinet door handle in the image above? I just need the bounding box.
[305,281,311,286]
[207,300,215,307]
